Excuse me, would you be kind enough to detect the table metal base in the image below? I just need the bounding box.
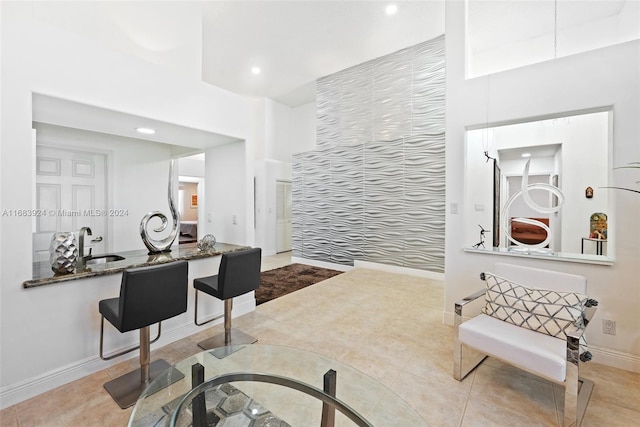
[104,359,184,409]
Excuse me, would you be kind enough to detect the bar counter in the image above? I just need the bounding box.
[24,242,250,289]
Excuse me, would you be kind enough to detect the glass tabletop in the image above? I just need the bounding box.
[128,344,426,426]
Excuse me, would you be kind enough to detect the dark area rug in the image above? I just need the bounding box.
[256,263,343,305]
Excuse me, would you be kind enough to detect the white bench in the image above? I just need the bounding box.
[454,263,597,427]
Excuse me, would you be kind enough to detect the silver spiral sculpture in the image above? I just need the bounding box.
[140,160,180,254]
[501,159,565,251]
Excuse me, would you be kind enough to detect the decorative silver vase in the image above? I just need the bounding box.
[49,232,79,273]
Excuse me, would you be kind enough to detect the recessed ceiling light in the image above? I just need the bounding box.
[386,4,398,15]
[136,127,156,135]
[251,66,261,75]
[521,153,532,158]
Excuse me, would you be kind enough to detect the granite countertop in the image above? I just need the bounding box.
[24,242,250,289]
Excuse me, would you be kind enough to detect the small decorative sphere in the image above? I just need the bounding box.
[197,234,217,251]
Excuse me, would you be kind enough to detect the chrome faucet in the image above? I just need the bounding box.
[77,227,93,268]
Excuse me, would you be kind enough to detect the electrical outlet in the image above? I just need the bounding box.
[603,319,616,335]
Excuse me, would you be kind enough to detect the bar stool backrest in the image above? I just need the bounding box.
[217,248,262,300]
[117,260,189,332]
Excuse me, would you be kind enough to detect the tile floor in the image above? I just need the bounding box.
[1,252,638,426]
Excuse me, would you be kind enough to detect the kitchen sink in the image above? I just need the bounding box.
[85,254,126,265]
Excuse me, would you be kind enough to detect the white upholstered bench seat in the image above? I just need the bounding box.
[459,313,566,382]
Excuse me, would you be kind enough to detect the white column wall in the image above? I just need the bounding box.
[204,140,248,246]
[0,4,253,402]
[253,99,315,255]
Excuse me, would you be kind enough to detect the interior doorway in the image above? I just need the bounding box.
[276,180,292,253]
[178,176,204,244]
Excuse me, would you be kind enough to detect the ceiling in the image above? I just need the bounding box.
[30,1,634,108]
[498,143,561,162]
[28,1,633,148]
[32,94,240,152]
[200,1,446,106]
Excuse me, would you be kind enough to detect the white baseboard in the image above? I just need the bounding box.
[290,257,445,281]
[290,257,353,272]
[354,260,445,281]
[0,299,255,410]
[589,345,640,373]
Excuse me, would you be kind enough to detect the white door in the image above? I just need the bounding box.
[276,180,292,253]
[33,146,108,261]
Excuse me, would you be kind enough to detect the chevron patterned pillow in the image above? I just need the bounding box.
[481,272,587,340]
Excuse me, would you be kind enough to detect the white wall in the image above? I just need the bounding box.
[263,98,317,161]
[446,1,640,371]
[468,0,640,77]
[464,131,496,247]
[291,101,317,153]
[205,141,248,246]
[178,155,205,178]
[0,3,253,401]
[253,99,315,255]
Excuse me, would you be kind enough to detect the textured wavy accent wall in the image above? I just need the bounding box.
[293,35,445,272]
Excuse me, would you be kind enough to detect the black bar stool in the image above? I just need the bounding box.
[193,247,261,350]
[99,260,189,409]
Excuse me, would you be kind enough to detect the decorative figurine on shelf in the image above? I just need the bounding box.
[140,160,180,254]
[197,234,217,251]
[589,212,607,240]
[585,186,594,198]
[472,225,490,249]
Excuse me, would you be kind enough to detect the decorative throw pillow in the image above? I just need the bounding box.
[480,272,590,357]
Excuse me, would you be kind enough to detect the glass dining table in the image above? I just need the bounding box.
[128,344,426,426]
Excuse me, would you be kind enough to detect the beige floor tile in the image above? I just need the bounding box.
[469,362,558,425]
[105,345,186,379]
[461,397,554,427]
[483,356,557,384]
[351,331,420,371]
[389,370,470,427]
[165,333,207,359]
[406,341,457,380]
[339,349,403,387]
[581,361,640,412]
[279,329,358,361]
[13,371,132,426]
[581,396,640,427]
[4,257,639,427]
[0,406,17,427]
[231,310,279,335]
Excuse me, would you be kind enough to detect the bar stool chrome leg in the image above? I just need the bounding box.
[197,298,257,350]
